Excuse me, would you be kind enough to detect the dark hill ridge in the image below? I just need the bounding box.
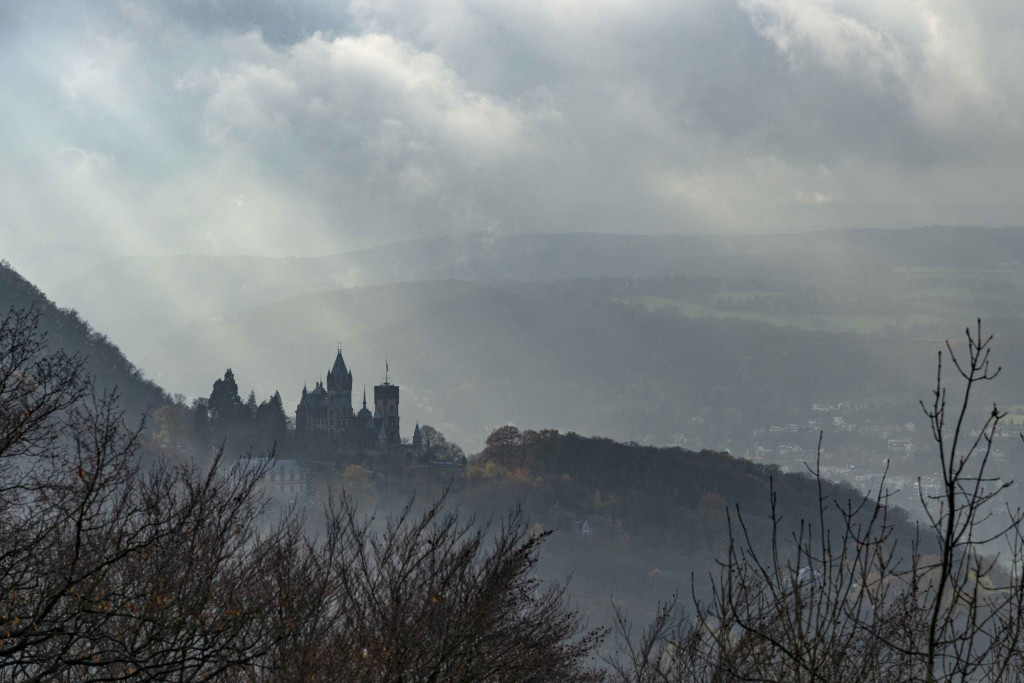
[0,260,169,418]
[457,429,924,621]
[472,429,916,539]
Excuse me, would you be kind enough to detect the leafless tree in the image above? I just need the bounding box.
[612,321,1024,682]
[257,495,605,682]
[0,306,606,680]
[0,307,289,680]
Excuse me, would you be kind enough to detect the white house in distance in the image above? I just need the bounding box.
[235,458,305,500]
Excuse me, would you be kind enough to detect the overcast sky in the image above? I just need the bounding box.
[3,0,1024,270]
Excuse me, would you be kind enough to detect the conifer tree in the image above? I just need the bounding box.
[255,390,288,447]
[208,368,243,437]
[191,397,211,452]
[245,389,258,418]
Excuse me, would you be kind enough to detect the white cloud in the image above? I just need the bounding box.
[197,32,531,163]
[795,189,831,205]
[57,146,113,175]
[739,0,993,129]
[741,0,910,85]
[650,155,842,230]
[3,0,1024,280]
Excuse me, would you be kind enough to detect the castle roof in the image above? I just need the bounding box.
[299,382,331,409]
[327,349,353,392]
[331,349,349,378]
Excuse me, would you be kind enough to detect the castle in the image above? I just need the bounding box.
[294,347,421,450]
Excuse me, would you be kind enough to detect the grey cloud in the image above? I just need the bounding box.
[3,0,1024,286]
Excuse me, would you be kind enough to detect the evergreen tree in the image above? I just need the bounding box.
[190,398,211,452]
[255,390,289,447]
[208,368,243,438]
[245,390,258,419]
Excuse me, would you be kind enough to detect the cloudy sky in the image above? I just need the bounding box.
[3,0,1024,272]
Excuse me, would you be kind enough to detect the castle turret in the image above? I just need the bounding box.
[357,388,373,425]
[374,361,400,446]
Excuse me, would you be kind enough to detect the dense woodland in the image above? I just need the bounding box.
[143,357,928,640]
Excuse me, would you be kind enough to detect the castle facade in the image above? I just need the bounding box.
[295,348,417,449]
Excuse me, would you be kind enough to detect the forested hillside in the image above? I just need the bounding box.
[0,260,169,418]
[446,427,921,622]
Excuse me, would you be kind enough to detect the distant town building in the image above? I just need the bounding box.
[236,458,305,499]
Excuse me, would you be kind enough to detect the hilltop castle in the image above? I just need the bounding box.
[294,347,420,450]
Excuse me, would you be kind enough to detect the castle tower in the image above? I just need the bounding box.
[373,361,400,446]
[325,347,354,417]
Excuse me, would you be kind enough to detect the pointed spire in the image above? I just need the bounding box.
[362,387,367,409]
[329,346,352,391]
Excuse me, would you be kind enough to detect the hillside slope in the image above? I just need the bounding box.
[0,260,169,418]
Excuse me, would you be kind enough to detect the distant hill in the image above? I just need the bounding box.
[327,226,1024,284]
[0,260,170,419]
[447,428,924,628]
[33,226,1024,451]
[47,227,1024,365]
[141,278,933,452]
